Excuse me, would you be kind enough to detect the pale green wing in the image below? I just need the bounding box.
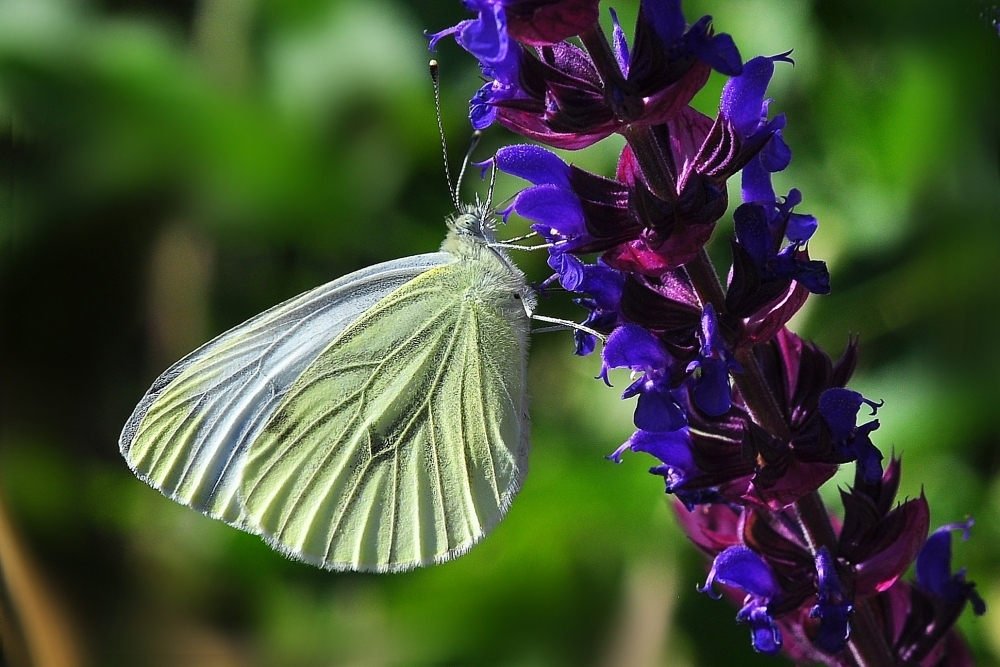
[239,260,531,572]
[120,252,453,527]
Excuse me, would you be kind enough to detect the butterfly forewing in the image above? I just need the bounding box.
[239,259,531,572]
[120,253,453,526]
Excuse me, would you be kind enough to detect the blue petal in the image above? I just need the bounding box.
[734,203,774,266]
[848,422,882,482]
[574,330,597,356]
[635,383,688,432]
[686,17,743,77]
[795,266,830,295]
[511,184,586,236]
[426,24,462,52]
[740,155,776,205]
[621,375,646,399]
[811,601,852,654]
[457,0,508,66]
[627,428,695,471]
[741,605,783,655]
[640,0,685,45]
[692,356,733,416]
[917,521,970,601]
[579,262,625,311]
[759,126,792,172]
[547,250,585,291]
[699,303,722,353]
[706,545,782,598]
[818,388,865,441]
[720,53,792,139]
[784,252,830,294]
[602,324,671,375]
[470,83,499,129]
[495,145,572,188]
[810,547,853,654]
[786,212,818,243]
[919,520,988,616]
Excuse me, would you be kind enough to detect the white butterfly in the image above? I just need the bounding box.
[120,202,537,573]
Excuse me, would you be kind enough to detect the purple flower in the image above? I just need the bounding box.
[889,520,986,665]
[428,1,528,130]
[618,270,703,362]
[840,458,930,596]
[489,51,800,279]
[601,324,686,432]
[727,202,830,321]
[491,145,633,257]
[744,185,819,244]
[604,65,800,277]
[808,547,853,654]
[651,328,861,510]
[438,0,983,662]
[431,0,742,148]
[721,53,794,196]
[699,545,784,654]
[610,428,699,496]
[571,261,625,355]
[916,520,986,616]
[818,388,884,484]
[671,455,970,662]
[428,1,510,66]
[686,304,742,416]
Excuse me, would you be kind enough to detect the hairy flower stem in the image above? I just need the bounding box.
[617,78,895,667]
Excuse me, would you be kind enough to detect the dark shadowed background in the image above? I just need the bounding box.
[0,0,997,665]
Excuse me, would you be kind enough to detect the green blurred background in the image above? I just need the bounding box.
[0,0,996,665]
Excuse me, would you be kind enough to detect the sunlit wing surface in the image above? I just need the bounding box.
[120,253,453,527]
[239,260,531,572]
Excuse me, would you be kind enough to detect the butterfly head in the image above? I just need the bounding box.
[448,200,498,244]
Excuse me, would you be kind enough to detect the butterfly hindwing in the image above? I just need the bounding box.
[120,253,453,527]
[239,258,531,572]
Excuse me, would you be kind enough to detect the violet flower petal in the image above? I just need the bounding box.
[601,323,671,377]
[702,545,782,599]
[720,53,793,139]
[684,16,743,77]
[494,144,572,187]
[809,547,853,654]
[916,519,987,615]
[625,428,695,471]
[741,604,783,654]
[510,184,586,236]
[635,383,687,432]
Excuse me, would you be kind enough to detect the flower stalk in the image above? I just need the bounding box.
[431,1,985,663]
[626,105,892,667]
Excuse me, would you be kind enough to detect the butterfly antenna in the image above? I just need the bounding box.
[455,130,482,203]
[486,159,498,208]
[430,60,459,209]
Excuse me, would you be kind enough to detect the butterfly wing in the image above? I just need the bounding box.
[120,252,453,527]
[238,258,531,572]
